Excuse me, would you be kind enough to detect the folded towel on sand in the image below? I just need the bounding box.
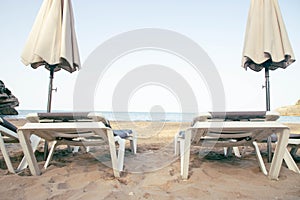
[113,129,133,139]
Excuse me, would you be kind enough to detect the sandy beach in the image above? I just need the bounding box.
[0,119,299,199]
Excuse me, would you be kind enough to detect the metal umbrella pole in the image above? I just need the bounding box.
[265,66,271,111]
[264,65,273,162]
[47,65,56,113]
[44,65,57,160]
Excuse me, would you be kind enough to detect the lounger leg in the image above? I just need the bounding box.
[130,131,137,154]
[107,130,120,178]
[180,137,185,174]
[44,141,58,169]
[67,145,72,153]
[182,129,192,180]
[269,129,290,180]
[72,146,80,153]
[223,147,228,156]
[44,141,49,161]
[17,135,41,172]
[224,147,233,157]
[224,147,241,158]
[253,141,268,176]
[18,130,41,176]
[115,136,125,172]
[129,140,135,154]
[174,133,179,156]
[0,133,15,173]
[283,148,300,174]
[267,136,272,163]
[233,147,241,158]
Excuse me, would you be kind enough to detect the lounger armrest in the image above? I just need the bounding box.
[265,111,280,121]
[192,112,212,125]
[87,112,109,124]
[26,113,39,123]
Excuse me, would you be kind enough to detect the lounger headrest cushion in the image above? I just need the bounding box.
[209,111,267,121]
[289,134,300,139]
[27,112,110,125]
[193,111,280,122]
[37,112,91,121]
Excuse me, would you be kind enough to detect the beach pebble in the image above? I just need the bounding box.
[143,192,151,199]
[128,192,134,196]
[57,183,68,190]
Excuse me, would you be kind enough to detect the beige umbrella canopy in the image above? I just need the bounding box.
[21,0,81,112]
[21,0,80,160]
[242,0,295,111]
[242,0,295,163]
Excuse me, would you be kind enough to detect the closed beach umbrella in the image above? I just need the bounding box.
[242,0,295,111]
[21,0,81,113]
[21,0,80,159]
[242,0,295,162]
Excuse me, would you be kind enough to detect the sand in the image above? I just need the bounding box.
[0,119,299,199]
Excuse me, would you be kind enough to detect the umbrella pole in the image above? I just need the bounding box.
[265,66,273,163]
[44,65,56,160]
[265,67,270,111]
[47,65,55,113]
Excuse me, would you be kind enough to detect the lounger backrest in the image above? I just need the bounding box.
[192,111,280,125]
[209,111,266,121]
[0,117,18,133]
[26,112,110,126]
[25,112,133,140]
[0,117,18,140]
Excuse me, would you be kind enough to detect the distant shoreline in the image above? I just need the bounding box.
[3,109,300,122]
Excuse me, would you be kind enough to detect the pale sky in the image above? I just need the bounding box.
[0,0,299,113]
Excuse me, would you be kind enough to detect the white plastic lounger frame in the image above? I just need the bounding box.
[289,137,300,158]
[72,130,137,155]
[0,118,40,173]
[174,112,271,175]
[175,128,268,175]
[174,111,299,180]
[38,113,137,168]
[18,112,135,177]
[28,112,137,155]
[44,132,126,172]
[275,132,300,173]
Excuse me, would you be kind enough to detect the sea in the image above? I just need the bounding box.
[2,110,300,123]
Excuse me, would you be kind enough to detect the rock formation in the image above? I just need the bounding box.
[276,99,300,116]
[0,80,19,115]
